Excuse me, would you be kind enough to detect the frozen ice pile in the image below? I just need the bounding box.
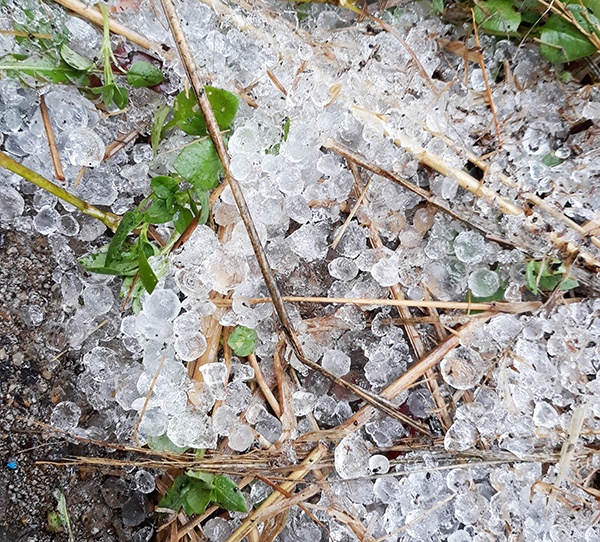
[2,0,600,539]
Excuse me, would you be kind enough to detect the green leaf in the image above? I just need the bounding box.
[539,14,597,63]
[227,325,257,357]
[0,54,89,84]
[127,60,164,87]
[172,90,207,136]
[144,198,174,223]
[282,116,291,141]
[151,175,179,199]
[92,83,129,109]
[186,471,216,486]
[59,44,93,72]
[106,210,143,265]
[159,475,189,511]
[138,245,158,294]
[205,86,240,131]
[432,0,444,14]
[542,152,563,167]
[113,84,129,109]
[151,104,171,153]
[146,433,188,453]
[79,249,139,277]
[474,0,521,34]
[468,286,506,303]
[213,475,247,513]
[560,277,579,291]
[182,481,213,515]
[174,139,223,190]
[196,188,210,225]
[173,207,194,233]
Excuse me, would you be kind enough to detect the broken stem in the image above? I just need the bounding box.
[0,151,120,232]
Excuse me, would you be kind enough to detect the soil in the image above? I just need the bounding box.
[0,229,155,542]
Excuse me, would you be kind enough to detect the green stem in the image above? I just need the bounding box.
[0,151,120,232]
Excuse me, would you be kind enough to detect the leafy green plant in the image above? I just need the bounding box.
[48,490,74,542]
[159,471,247,516]
[79,86,239,310]
[525,258,578,294]
[227,326,258,357]
[0,2,165,109]
[471,0,600,63]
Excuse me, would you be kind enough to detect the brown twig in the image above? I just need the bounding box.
[39,94,65,182]
[158,0,427,427]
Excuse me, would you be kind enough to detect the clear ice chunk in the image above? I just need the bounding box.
[321,349,351,377]
[142,288,181,322]
[0,186,25,221]
[50,401,82,432]
[62,128,105,167]
[334,432,370,479]
[328,257,358,282]
[468,268,500,297]
[82,284,114,317]
[453,231,486,264]
[440,346,486,390]
[167,407,216,449]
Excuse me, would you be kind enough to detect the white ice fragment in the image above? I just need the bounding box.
[200,362,227,387]
[57,215,79,236]
[82,284,113,316]
[142,289,181,322]
[167,407,216,449]
[533,401,559,428]
[440,346,485,390]
[228,124,263,155]
[137,408,168,438]
[453,231,485,264]
[174,333,207,362]
[369,454,390,475]
[213,405,238,436]
[444,419,478,451]
[292,391,317,417]
[454,492,486,525]
[371,257,399,287]
[328,257,358,282]
[32,205,59,235]
[287,222,329,262]
[0,186,25,221]
[321,349,351,377]
[282,124,319,162]
[228,422,254,451]
[50,401,81,432]
[334,432,370,479]
[62,128,105,167]
[334,222,367,259]
[399,226,422,248]
[468,268,500,297]
[134,470,156,494]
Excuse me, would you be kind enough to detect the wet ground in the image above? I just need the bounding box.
[0,230,154,542]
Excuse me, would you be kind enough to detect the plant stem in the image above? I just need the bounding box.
[0,151,120,231]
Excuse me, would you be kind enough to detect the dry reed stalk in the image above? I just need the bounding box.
[39,94,65,182]
[550,403,588,505]
[52,0,167,56]
[212,295,541,314]
[273,340,297,440]
[471,10,502,146]
[160,0,412,425]
[430,130,600,255]
[347,160,453,432]
[104,125,146,161]
[226,444,327,542]
[247,353,281,417]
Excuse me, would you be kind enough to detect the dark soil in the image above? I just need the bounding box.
[0,230,154,542]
